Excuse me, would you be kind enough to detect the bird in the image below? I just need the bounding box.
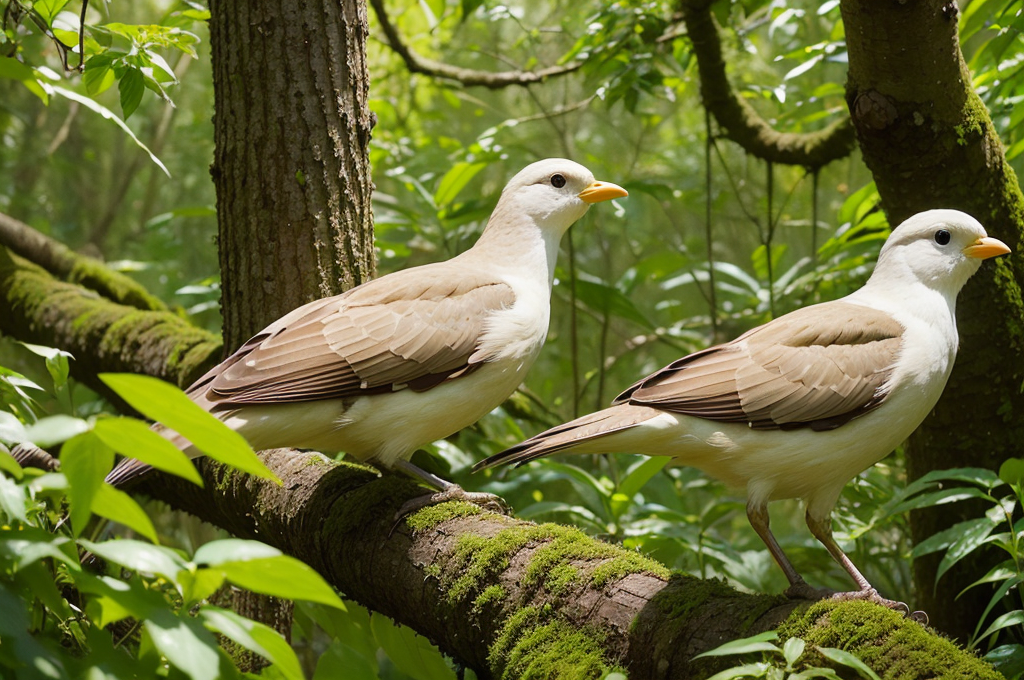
[106,158,628,510]
[475,209,1010,603]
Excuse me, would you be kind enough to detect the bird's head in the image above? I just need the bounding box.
[493,158,628,237]
[871,209,1010,295]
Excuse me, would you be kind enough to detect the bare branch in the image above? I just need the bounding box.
[369,0,583,89]
[678,0,855,168]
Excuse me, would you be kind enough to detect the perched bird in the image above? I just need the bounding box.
[106,159,627,508]
[476,209,1009,602]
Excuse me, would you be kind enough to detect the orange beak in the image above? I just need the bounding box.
[578,181,628,204]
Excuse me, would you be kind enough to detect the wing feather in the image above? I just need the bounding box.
[616,301,904,431]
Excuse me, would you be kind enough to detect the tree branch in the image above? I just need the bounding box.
[0,247,219,390]
[0,212,167,312]
[369,0,582,89]
[677,0,855,168]
[112,449,1001,680]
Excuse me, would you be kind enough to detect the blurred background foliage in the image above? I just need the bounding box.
[4,0,1024,677]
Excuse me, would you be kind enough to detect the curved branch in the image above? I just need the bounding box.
[0,248,219,390]
[678,0,855,168]
[369,0,582,89]
[0,212,167,312]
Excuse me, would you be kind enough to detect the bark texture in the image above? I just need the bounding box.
[842,0,1024,639]
[209,0,376,348]
[122,450,1003,680]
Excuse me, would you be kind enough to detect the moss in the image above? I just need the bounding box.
[405,501,482,532]
[488,606,617,680]
[473,584,505,614]
[446,531,532,604]
[68,258,167,311]
[778,600,1004,680]
[545,563,579,596]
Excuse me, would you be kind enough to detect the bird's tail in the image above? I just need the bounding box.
[474,404,661,470]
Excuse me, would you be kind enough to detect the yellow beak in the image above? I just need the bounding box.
[578,181,628,204]
[963,236,1011,259]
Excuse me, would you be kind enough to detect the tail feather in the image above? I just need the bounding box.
[474,404,660,471]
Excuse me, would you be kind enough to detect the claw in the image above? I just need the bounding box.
[395,485,511,521]
[910,610,929,625]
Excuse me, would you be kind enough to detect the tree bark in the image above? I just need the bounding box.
[841,0,1024,639]
[208,0,376,348]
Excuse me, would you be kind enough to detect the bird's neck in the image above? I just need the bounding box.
[466,204,567,285]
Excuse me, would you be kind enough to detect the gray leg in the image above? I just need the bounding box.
[746,500,828,600]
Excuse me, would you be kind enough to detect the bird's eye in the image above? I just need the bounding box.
[934,229,951,246]
[550,174,566,188]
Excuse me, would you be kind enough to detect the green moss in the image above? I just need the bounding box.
[405,501,482,532]
[488,606,616,680]
[473,584,505,614]
[778,600,1004,679]
[447,531,532,604]
[545,563,579,596]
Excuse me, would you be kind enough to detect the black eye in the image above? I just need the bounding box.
[550,174,566,188]
[934,229,951,246]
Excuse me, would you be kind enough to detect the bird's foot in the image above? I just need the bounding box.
[395,484,511,520]
[829,589,928,624]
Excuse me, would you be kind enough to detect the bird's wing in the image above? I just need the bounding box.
[614,301,904,431]
[189,266,516,408]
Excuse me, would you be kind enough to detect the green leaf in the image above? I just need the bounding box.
[145,609,222,680]
[200,606,305,680]
[194,539,345,609]
[705,663,771,680]
[888,487,991,516]
[978,610,1024,643]
[0,445,24,479]
[815,647,880,680]
[78,538,187,583]
[51,86,169,176]
[693,631,780,658]
[118,67,145,119]
[370,613,455,680]
[912,517,998,559]
[573,277,653,329]
[0,57,48,103]
[617,456,670,500]
[22,415,91,447]
[783,637,806,667]
[1000,458,1024,486]
[83,54,117,95]
[91,484,159,543]
[0,528,77,571]
[33,0,70,24]
[313,642,377,680]
[18,343,72,392]
[434,162,486,206]
[0,412,28,445]
[93,417,203,486]
[60,432,114,535]
[98,373,280,484]
[935,518,999,583]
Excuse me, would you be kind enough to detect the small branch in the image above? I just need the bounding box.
[0,212,167,311]
[678,0,855,168]
[369,0,582,89]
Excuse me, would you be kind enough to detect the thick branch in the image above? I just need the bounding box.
[0,248,219,390]
[115,450,1002,680]
[369,0,582,89]
[0,212,167,312]
[678,0,855,167]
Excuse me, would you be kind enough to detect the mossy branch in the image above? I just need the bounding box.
[0,247,220,390]
[678,0,855,168]
[121,449,1003,680]
[0,212,167,312]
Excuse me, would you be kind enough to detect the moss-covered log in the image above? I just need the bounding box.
[0,212,167,312]
[123,449,1003,680]
[0,247,220,391]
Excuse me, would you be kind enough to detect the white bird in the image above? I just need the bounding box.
[476,209,1009,602]
[106,159,627,507]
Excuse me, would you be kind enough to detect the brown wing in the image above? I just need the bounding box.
[614,301,904,431]
[188,265,515,409]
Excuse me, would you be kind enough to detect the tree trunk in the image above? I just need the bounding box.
[208,0,376,349]
[841,0,1024,639]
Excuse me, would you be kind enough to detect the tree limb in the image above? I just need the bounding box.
[677,0,855,168]
[369,0,582,89]
[0,212,167,312]
[0,247,219,390]
[115,449,1001,680]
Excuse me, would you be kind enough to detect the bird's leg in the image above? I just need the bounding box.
[747,500,829,600]
[804,510,927,623]
[392,459,510,518]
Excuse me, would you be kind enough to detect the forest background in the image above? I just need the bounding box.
[4,0,1024,678]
